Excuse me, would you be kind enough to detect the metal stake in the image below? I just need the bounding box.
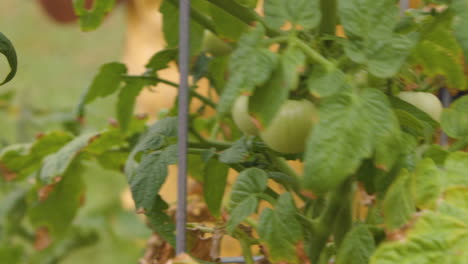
[177,0,190,255]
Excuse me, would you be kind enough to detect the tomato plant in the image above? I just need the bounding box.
[202,30,233,57]
[1,0,468,264]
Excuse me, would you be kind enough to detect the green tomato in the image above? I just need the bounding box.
[260,100,318,154]
[202,31,232,57]
[397,91,443,122]
[232,95,259,135]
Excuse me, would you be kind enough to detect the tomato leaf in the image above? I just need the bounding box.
[410,158,441,210]
[370,212,468,264]
[218,137,250,164]
[203,158,229,217]
[0,189,29,239]
[441,95,468,139]
[410,16,466,90]
[0,131,73,181]
[129,145,178,212]
[338,0,417,77]
[451,0,468,68]
[210,4,248,40]
[258,193,302,263]
[217,25,278,116]
[160,0,204,55]
[444,152,468,188]
[29,162,85,238]
[117,79,155,132]
[76,62,127,117]
[0,32,17,85]
[145,48,178,72]
[307,66,349,98]
[383,169,415,231]
[146,195,176,246]
[73,0,116,31]
[226,168,268,233]
[335,225,375,264]
[304,89,400,194]
[39,132,102,184]
[264,0,321,30]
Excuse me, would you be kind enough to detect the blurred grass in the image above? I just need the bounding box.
[0,2,151,263]
[0,1,125,142]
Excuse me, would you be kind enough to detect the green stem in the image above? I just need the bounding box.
[237,232,255,264]
[244,217,259,229]
[186,223,216,233]
[188,148,208,155]
[204,0,281,37]
[306,180,352,263]
[122,75,217,108]
[209,123,220,140]
[293,38,335,71]
[167,0,218,34]
[319,0,337,37]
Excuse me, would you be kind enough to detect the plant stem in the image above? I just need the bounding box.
[237,231,255,264]
[186,223,216,233]
[319,0,338,37]
[122,75,217,108]
[293,39,335,71]
[204,0,281,37]
[306,179,352,263]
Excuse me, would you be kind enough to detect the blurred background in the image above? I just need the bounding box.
[0,2,151,263]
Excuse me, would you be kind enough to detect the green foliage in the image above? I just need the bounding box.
[227,168,268,233]
[0,32,17,85]
[203,158,229,217]
[258,193,302,263]
[73,0,117,31]
[264,0,321,30]
[3,0,468,263]
[304,89,400,194]
[217,25,278,116]
[441,95,468,139]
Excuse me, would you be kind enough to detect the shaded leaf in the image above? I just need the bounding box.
[336,225,375,264]
[218,137,249,164]
[383,170,415,230]
[264,0,321,30]
[145,48,178,72]
[339,0,417,77]
[441,95,468,139]
[444,151,468,188]
[451,0,468,68]
[117,79,154,132]
[258,193,302,263]
[130,145,178,211]
[0,131,73,181]
[226,168,268,233]
[39,132,101,184]
[0,32,17,85]
[304,89,400,194]
[411,158,441,210]
[203,158,229,217]
[217,25,278,116]
[29,162,85,238]
[146,195,176,246]
[160,0,204,55]
[307,66,349,98]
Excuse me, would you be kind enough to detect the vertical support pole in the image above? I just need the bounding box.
[400,0,410,15]
[177,0,190,255]
[440,88,451,146]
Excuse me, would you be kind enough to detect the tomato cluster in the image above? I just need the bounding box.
[232,96,318,154]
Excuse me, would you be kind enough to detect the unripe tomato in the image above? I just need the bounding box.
[261,100,318,154]
[397,91,443,122]
[232,95,259,135]
[202,31,232,57]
